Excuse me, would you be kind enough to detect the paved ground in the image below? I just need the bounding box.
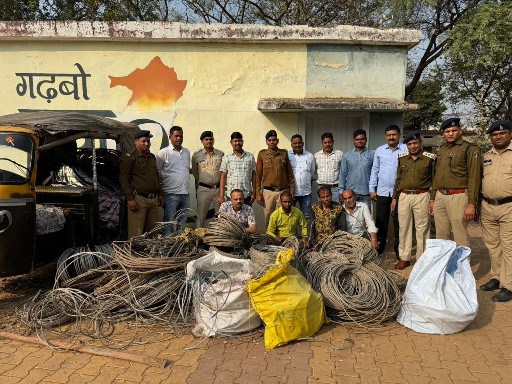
[0,224,511,383]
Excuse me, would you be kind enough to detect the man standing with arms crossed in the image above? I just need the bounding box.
[157,126,191,234]
[119,130,163,238]
[391,132,436,270]
[256,130,295,226]
[314,132,343,203]
[429,118,481,246]
[340,129,374,209]
[479,120,512,302]
[288,134,315,219]
[218,132,256,206]
[369,125,407,256]
[191,131,224,228]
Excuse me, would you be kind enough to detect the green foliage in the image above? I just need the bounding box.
[445,2,512,122]
[404,71,447,130]
[0,0,40,20]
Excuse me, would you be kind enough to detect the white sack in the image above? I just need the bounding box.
[186,251,261,337]
[397,239,478,334]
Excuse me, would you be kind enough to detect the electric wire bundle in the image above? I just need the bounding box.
[297,231,405,325]
[18,225,204,349]
[203,213,250,248]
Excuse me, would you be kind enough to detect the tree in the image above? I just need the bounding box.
[404,71,446,131]
[384,0,484,98]
[444,2,512,124]
[0,0,40,20]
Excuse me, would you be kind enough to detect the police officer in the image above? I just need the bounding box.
[429,118,481,246]
[391,132,435,270]
[256,130,295,225]
[191,131,224,228]
[480,120,512,302]
[119,130,163,238]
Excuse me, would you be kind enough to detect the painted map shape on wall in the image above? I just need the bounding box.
[109,56,187,110]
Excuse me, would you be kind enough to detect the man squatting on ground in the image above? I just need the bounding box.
[266,191,308,246]
[219,189,257,234]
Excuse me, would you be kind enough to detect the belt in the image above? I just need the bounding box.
[400,188,430,195]
[134,190,157,199]
[319,184,338,188]
[439,188,466,195]
[263,186,287,192]
[198,182,219,189]
[481,195,512,205]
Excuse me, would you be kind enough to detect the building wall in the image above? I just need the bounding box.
[0,40,409,154]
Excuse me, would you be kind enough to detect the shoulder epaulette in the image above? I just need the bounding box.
[423,151,436,160]
[398,152,409,158]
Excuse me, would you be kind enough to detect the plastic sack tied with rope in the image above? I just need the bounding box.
[397,239,478,334]
[247,249,327,349]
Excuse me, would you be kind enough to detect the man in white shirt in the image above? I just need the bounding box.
[288,134,315,219]
[314,132,343,203]
[341,189,378,249]
[157,126,191,234]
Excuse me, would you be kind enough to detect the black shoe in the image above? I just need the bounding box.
[480,278,500,291]
[491,288,512,303]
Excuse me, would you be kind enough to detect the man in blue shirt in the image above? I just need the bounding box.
[369,125,407,257]
[339,129,374,209]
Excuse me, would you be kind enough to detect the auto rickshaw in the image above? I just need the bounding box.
[0,111,139,276]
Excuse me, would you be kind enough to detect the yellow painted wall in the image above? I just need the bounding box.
[0,41,306,155]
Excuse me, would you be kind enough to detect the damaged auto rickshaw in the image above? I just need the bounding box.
[0,111,139,276]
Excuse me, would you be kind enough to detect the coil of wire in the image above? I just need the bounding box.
[203,213,249,248]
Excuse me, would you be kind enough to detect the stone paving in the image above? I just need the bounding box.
[0,225,511,383]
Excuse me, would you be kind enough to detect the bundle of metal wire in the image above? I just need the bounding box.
[249,244,288,267]
[319,231,379,264]
[297,250,403,324]
[113,242,202,272]
[56,244,114,283]
[203,213,249,248]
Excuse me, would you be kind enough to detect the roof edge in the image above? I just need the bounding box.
[0,21,421,48]
[258,98,419,112]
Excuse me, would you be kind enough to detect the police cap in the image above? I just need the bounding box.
[403,131,421,144]
[265,130,278,140]
[134,130,153,139]
[440,117,461,131]
[200,130,214,140]
[486,120,511,134]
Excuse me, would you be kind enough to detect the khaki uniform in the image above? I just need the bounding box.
[481,143,512,290]
[256,148,295,224]
[119,150,163,238]
[432,138,481,246]
[191,148,224,228]
[393,151,435,261]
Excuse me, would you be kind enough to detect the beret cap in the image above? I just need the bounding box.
[486,120,511,134]
[200,130,214,140]
[403,131,421,144]
[265,130,278,140]
[134,130,153,139]
[440,117,461,131]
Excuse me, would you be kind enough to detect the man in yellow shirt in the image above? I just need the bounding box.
[266,191,308,245]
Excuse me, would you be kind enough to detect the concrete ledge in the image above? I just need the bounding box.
[258,98,419,112]
[0,21,421,47]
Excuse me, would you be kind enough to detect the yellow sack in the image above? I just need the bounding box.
[247,249,327,349]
